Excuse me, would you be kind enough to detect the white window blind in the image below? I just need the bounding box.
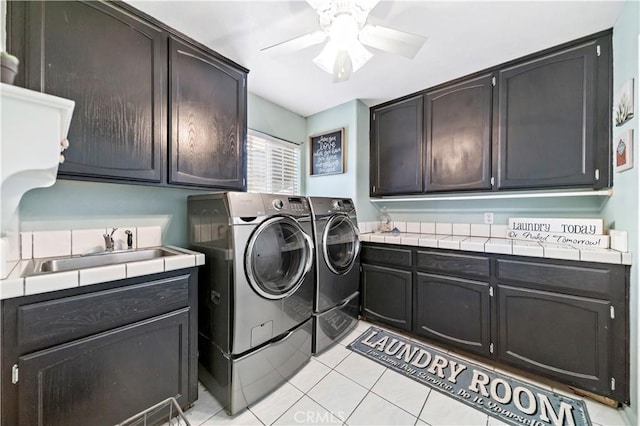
[247,130,301,195]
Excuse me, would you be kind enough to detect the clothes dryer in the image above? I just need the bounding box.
[308,197,361,354]
[188,192,315,414]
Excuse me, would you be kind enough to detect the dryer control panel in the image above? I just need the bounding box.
[262,194,311,216]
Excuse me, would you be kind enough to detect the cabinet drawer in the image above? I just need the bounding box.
[495,258,614,298]
[17,275,190,349]
[417,250,489,278]
[361,245,412,268]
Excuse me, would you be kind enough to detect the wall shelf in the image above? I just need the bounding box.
[370,189,613,203]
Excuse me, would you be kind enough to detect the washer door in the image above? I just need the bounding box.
[322,214,360,275]
[245,216,314,300]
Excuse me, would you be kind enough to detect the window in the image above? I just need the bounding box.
[247,130,301,195]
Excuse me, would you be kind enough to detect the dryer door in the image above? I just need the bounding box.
[322,214,360,275]
[245,216,314,300]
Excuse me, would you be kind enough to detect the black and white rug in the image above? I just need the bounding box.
[348,327,591,426]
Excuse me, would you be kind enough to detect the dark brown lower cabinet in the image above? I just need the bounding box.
[1,268,199,426]
[497,285,610,395]
[359,242,630,403]
[19,310,189,426]
[414,273,491,356]
[361,264,412,332]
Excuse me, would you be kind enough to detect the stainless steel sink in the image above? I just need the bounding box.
[22,247,181,277]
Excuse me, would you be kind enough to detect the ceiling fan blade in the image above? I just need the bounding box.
[359,25,427,59]
[261,30,327,55]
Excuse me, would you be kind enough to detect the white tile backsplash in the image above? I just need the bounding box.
[435,222,452,235]
[72,228,106,255]
[420,222,436,234]
[490,224,508,238]
[393,221,406,232]
[452,223,471,236]
[136,226,162,248]
[33,230,71,258]
[21,232,33,259]
[470,224,491,238]
[406,222,421,233]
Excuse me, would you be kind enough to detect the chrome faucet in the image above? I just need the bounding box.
[103,228,117,251]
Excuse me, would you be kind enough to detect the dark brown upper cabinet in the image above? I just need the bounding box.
[424,74,493,192]
[17,1,165,182]
[370,95,423,196]
[169,38,247,190]
[496,35,611,190]
[369,31,612,197]
[8,1,248,191]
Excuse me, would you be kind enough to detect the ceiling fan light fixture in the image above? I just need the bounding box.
[313,11,373,81]
[313,39,372,82]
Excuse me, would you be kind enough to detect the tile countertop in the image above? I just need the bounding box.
[0,245,205,301]
[359,230,632,266]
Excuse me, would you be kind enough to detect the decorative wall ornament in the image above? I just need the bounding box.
[614,129,634,172]
[614,78,634,127]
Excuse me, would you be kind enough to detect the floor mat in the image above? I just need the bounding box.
[348,326,591,426]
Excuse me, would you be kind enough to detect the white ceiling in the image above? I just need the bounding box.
[126,0,625,117]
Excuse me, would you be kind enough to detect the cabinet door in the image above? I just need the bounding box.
[370,96,423,195]
[414,273,491,356]
[497,38,609,189]
[169,37,247,190]
[18,309,190,426]
[361,264,412,331]
[21,1,164,182]
[425,74,493,191]
[497,285,610,396]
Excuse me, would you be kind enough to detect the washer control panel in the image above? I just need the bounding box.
[262,194,310,215]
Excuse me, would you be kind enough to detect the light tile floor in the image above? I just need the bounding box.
[181,320,628,426]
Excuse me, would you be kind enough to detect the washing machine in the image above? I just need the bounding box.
[188,192,315,414]
[308,197,361,354]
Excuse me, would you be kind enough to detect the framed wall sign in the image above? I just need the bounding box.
[309,128,345,176]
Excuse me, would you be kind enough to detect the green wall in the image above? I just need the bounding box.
[602,1,639,423]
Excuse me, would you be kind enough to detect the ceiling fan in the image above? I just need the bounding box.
[261,0,427,83]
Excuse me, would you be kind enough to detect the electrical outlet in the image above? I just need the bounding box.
[484,212,494,225]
